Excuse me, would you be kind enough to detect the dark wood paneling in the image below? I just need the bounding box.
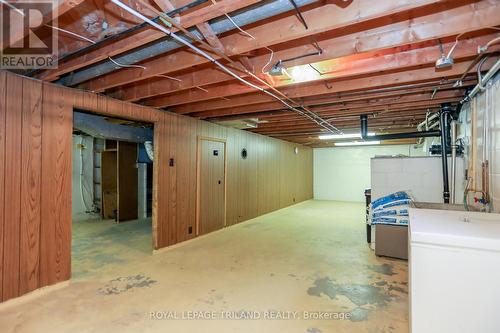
[168,114,178,245]
[3,74,23,301]
[154,116,170,249]
[0,71,313,302]
[198,139,226,235]
[117,141,138,222]
[0,71,6,301]
[40,84,72,287]
[19,78,43,295]
[101,151,118,219]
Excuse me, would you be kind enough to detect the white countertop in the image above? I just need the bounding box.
[409,208,500,251]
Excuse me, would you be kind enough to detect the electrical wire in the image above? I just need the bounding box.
[225,13,258,40]
[46,21,181,79]
[261,47,275,74]
[195,86,209,92]
[156,74,182,82]
[0,0,24,16]
[445,32,466,59]
[207,0,257,41]
[45,22,153,71]
[45,24,97,44]
[477,55,489,91]
[1,0,173,75]
[108,56,147,69]
[126,0,341,134]
[212,2,279,76]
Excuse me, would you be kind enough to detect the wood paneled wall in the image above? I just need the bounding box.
[0,70,313,302]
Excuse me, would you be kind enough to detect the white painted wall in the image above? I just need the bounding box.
[371,156,466,202]
[313,145,426,202]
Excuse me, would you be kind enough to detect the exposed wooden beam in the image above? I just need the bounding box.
[201,84,476,121]
[148,59,485,112]
[145,20,499,107]
[238,56,254,73]
[196,22,225,52]
[176,79,475,118]
[194,90,463,120]
[248,102,453,130]
[163,35,495,112]
[81,0,467,92]
[121,26,496,103]
[1,0,86,50]
[251,117,429,133]
[152,0,176,11]
[36,0,263,81]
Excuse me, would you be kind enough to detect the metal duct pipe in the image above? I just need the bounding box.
[57,0,320,86]
[462,58,500,103]
[360,115,441,141]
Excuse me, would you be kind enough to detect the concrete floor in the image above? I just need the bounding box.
[72,217,153,279]
[0,200,408,333]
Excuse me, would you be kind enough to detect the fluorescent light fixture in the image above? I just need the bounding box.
[334,140,381,147]
[318,132,375,140]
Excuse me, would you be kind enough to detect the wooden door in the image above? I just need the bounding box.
[101,151,117,219]
[117,141,138,222]
[197,139,226,235]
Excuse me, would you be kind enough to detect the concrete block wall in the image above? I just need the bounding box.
[371,156,466,202]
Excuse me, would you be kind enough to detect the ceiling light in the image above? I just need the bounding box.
[268,61,284,76]
[334,140,381,147]
[435,35,463,69]
[435,55,454,69]
[318,132,375,140]
[289,64,320,82]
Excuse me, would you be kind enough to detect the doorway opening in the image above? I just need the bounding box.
[71,110,154,279]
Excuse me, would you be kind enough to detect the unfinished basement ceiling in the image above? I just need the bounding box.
[11,0,500,146]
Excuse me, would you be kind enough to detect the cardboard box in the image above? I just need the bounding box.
[375,224,408,260]
[373,203,465,260]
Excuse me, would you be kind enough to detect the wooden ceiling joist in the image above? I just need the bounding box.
[161,36,495,113]
[79,0,471,92]
[36,0,262,81]
[193,90,464,121]
[0,0,86,50]
[21,0,500,146]
[171,79,474,118]
[118,33,493,103]
[157,60,490,117]
[123,23,498,103]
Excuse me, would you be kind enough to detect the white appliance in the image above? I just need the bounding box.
[409,208,500,333]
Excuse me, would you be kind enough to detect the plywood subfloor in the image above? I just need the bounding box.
[0,201,408,333]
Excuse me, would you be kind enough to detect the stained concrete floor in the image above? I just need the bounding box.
[0,200,408,333]
[71,217,153,279]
